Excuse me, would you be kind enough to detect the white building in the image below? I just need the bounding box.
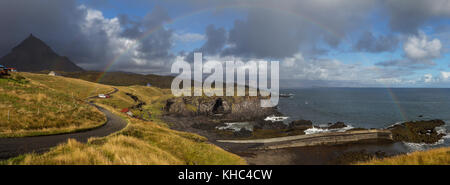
[48,71,57,76]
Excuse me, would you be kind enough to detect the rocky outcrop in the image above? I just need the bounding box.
[164,96,278,121]
[288,120,313,130]
[327,122,347,129]
[388,119,446,144]
[254,121,287,130]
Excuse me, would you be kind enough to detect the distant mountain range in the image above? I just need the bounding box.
[0,34,84,72]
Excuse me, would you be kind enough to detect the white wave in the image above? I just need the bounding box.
[403,138,445,152]
[385,121,405,129]
[304,127,327,135]
[436,126,447,135]
[216,122,253,132]
[264,115,289,122]
[304,125,354,135]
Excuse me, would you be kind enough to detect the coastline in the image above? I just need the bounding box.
[162,96,449,165]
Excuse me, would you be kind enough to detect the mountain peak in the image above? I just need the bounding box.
[0,34,84,72]
[13,33,52,52]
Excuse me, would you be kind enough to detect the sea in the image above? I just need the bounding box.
[276,88,450,152]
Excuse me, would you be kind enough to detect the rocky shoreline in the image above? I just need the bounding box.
[162,96,447,164]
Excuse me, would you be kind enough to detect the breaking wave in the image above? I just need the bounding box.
[304,125,354,135]
[216,122,253,132]
[264,115,289,122]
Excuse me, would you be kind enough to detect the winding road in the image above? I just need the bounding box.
[0,88,127,159]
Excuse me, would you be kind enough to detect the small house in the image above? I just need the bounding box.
[48,71,57,76]
[120,108,133,117]
[0,65,9,76]
[126,111,134,117]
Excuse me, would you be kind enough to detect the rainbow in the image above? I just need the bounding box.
[386,88,409,122]
[94,3,345,82]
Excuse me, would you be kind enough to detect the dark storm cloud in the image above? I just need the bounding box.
[184,24,227,62]
[0,0,174,73]
[221,9,303,58]
[383,0,450,33]
[201,25,227,55]
[0,0,86,57]
[118,7,174,62]
[188,0,450,59]
[354,31,399,53]
[189,0,376,59]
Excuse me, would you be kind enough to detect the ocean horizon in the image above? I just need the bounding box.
[278,87,450,151]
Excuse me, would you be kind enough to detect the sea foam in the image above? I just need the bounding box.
[304,125,354,135]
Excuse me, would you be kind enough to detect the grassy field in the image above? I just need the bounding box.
[0,72,110,137]
[3,116,246,165]
[358,147,450,165]
[1,74,246,164]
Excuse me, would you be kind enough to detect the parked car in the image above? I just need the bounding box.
[98,94,110,98]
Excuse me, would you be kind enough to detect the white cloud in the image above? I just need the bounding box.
[422,73,434,83]
[439,71,450,81]
[280,53,374,81]
[403,32,442,61]
[76,6,174,74]
[375,77,403,84]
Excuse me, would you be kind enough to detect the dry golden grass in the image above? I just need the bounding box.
[0,72,108,137]
[4,115,246,165]
[20,72,114,99]
[358,147,450,165]
[1,79,246,165]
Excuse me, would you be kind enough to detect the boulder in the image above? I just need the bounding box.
[388,119,446,143]
[234,128,253,138]
[254,120,288,130]
[288,120,313,130]
[328,122,347,129]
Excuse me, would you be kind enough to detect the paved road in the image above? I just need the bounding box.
[0,89,127,159]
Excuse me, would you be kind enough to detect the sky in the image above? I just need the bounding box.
[1,0,450,87]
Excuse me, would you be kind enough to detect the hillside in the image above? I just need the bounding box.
[1,72,245,165]
[358,147,450,165]
[59,71,174,89]
[0,72,111,137]
[0,34,84,72]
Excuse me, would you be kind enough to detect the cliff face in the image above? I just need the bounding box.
[164,96,278,121]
